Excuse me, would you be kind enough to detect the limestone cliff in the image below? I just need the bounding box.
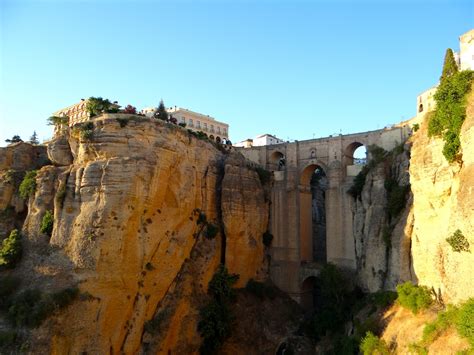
[352,86,474,304]
[0,116,270,354]
[352,146,413,292]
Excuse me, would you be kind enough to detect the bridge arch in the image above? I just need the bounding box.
[299,164,328,263]
[269,151,285,171]
[344,141,368,168]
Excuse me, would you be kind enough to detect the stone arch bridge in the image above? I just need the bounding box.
[238,125,411,309]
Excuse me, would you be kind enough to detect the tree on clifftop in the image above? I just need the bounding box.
[29,131,39,145]
[440,48,459,82]
[5,135,23,144]
[154,99,169,121]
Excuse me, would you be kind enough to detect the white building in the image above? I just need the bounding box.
[141,106,229,142]
[235,134,284,148]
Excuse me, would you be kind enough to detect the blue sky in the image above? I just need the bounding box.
[0,0,473,146]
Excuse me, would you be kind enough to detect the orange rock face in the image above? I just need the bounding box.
[0,116,270,354]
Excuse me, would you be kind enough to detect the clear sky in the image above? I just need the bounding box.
[0,0,473,146]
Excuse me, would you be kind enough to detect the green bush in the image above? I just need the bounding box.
[262,231,273,247]
[427,69,474,162]
[360,331,389,355]
[371,290,398,308]
[40,210,54,236]
[456,298,474,347]
[396,282,432,314]
[0,229,22,269]
[86,97,115,117]
[348,165,370,199]
[309,263,352,340]
[413,123,420,132]
[198,265,239,354]
[198,301,233,354]
[369,144,388,163]
[446,229,470,253]
[384,178,410,221]
[7,287,79,328]
[19,170,37,200]
[208,265,239,302]
[47,116,68,126]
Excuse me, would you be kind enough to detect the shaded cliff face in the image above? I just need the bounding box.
[0,117,270,354]
[352,87,474,304]
[352,147,414,292]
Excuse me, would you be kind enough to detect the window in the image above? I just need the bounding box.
[189,119,193,126]
[196,121,201,128]
[217,127,221,133]
[204,123,208,130]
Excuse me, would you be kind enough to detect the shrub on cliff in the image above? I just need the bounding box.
[446,229,470,253]
[7,287,79,328]
[86,97,118,117]
[427,61,473,162]
[384,178,410,221]
[40,210,54,236]
[198,265,239,354]
[0,229,22,269]
[360,331,389,355]
[19,170,37,200]
[396,282,432,314]
[208,265,239,302]
[457,298,474,347]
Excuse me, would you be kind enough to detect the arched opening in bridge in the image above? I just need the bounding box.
[300,164,327,264]
[216,136,221,143]
[301,276,317,311]
[344,142,367,166]
[270,151,285,170]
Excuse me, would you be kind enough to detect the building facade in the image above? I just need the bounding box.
[235,134,284,148]
[53,99,90,126]
[141,106,229,142]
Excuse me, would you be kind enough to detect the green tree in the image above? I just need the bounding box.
[0,229,22,269]
[85,97,119,117]
[40,210,54,236]
[47,115,69,126]
[154,99,169,121]
[19,170,37,200]
[396,282,432,314]
[440,48,459,82]
[29,131,39,145]
[5,135,23,144]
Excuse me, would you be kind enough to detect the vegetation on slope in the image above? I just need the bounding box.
[0,229,22,269]
[198,265,239,354]
[428,48,474,163]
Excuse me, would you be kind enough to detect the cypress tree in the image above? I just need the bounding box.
[155,100,169,121]
[29,131,39,145]
[440,48,458,82]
